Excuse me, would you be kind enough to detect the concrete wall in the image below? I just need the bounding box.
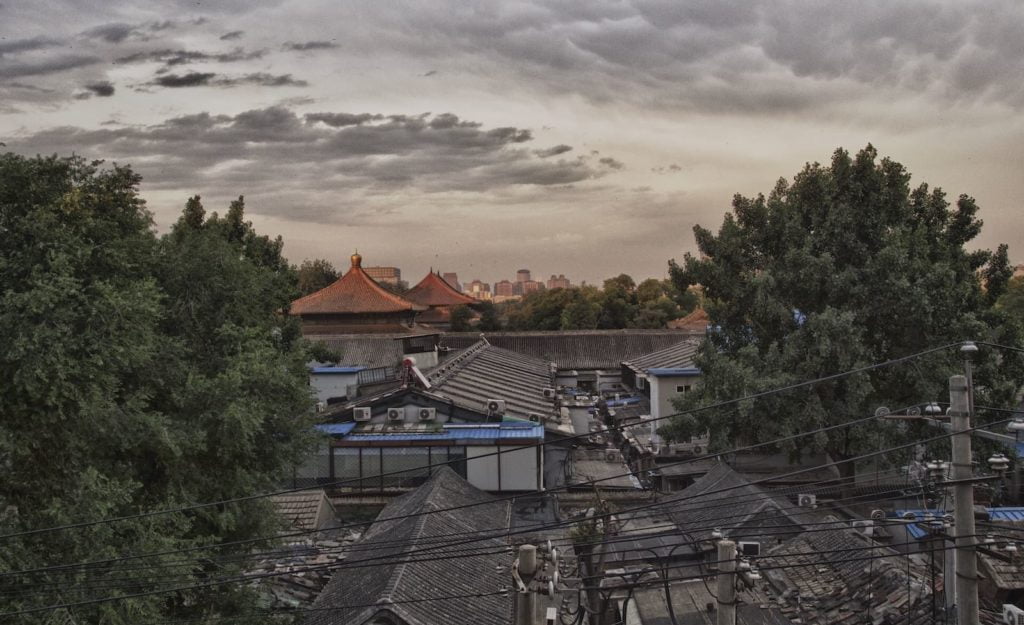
[364,403,452,425]
[650,375,699,419]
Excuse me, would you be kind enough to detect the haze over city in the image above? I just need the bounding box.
[4,0,1023,283]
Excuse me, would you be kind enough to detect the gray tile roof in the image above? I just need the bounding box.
[440,330,697,369]
[306,334,408,369]
[306,468,512,625]
[664,463,806,543]
[765,526,935,625]
[271,491,335,533]
[622,339,701,373]
[429,341,556,420]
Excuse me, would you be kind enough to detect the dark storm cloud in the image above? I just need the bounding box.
[7,107,613,221]
[85,81,115,97]
[153,72,217,87]
[282,40,338,51]
[598,157,624,170]
[220,30,244,41]
[115,47,265,67]
[535,145,572,158]
[0,36,60,56]
[149,72,307,88]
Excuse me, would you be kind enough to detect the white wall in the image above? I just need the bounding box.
[467,445,539,491]
[365,403,451,425]
[310,372,360,403]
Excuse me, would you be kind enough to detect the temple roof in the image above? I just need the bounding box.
[290,253,424,315]
[405,270,478,307]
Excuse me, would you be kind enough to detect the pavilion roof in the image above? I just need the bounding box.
[405,271,478,307]
[290,253,423,315]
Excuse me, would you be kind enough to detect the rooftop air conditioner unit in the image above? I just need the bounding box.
[542,388,556,399]
[605,450,622,463]
[418,407,436,421]
[353,407,372,422]
[486,399,506,415]
[387,408,403,421]
[315,402,326,413]
[851,520,874,537]
[1004,604,1024,625]
[797,494,817,508]
[527,412,543,423]
[737,541,760,557]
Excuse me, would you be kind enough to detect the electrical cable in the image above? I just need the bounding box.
[0,341,962,543]
[3,416,1011,618]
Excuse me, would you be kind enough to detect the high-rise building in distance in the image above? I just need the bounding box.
[363,266,401,285]
[442,272,462,292]
[547,274,571,290]
[516,269,531,283]
[494,280,514,297]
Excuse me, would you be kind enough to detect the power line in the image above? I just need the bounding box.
[0,342,961,543]
[4,416,1011,618]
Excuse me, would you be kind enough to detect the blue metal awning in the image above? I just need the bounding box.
[316,422,358,436]
[341,423,545,442]
[646,367,701,377]
[310,366,366,374]
[988,507,1024,522]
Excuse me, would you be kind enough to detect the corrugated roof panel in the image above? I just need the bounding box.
[310,366,366,374]
[342,423,545,442]
[988,507,1024,522]
[316,422,358,436]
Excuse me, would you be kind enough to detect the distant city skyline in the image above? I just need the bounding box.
[3,1,1023,282]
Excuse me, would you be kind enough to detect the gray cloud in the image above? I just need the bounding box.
[282,40,338,51]
[148,72,306,88]
[220,30,244,41]
[115,47,265,67]
[81,22,141,43]
[535,144,572,158]
[0,36,60,57]
[598,157,624,170]
[85,81,115,97]
[0,55,102,79]
[6,107,612,223]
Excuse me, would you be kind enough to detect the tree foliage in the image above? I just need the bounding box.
[449,304,474,331]
[666,145,1024,475]
[296,258,339,296]
[0,154,316,623]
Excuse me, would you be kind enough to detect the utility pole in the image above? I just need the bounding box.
[515,544,538,625]
[716,540,736,625]
[950,372,980,625]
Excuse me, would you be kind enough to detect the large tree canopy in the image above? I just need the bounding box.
[667,145,1024,474]
[0,154,316,623]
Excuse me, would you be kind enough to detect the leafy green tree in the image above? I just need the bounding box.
[560,289,601,329]
[598,274,637,329]
[297,258,339,296]
[449,304,474,331]
[997,276,1024,329]
[666,145,1024,478]
[0,154,315,623]
[477,300,503,331]
[506,288,577,330]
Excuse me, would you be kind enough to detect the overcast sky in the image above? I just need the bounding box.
[3,1,1023,285]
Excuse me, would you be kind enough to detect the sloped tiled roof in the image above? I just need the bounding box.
[406,271,478,307]
[667,307,710,331]
[306,468,512,625]
[440,330,697,369]
[766,526,934,624]
[271,491,333,533]
[290,254,423,315]
[305,335,408,368]
[622,338,700,373]
[429,341,555,419]
[664,463,805,542]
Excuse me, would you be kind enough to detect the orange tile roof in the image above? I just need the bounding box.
[290,253,423,315]
[667,307,709,331]
[405,271,478,307]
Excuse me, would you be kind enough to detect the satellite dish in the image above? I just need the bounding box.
[874,407,891,418]
[907,406,921,416]
[870,509,886,521]
[547,580,556,597]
